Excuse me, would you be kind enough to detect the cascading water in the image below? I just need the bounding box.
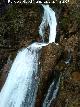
[43,72,60,107]
[0,4,58,107]
[39,5,57,43]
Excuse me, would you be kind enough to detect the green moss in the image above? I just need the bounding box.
[60,16,70,31]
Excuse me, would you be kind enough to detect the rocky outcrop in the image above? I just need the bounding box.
[35,43,63,107]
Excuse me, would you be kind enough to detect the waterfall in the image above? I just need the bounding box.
[39,5,57,43]
[43,72,60,107]
[0,4,58,107]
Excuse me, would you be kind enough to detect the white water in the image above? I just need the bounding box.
[43,76,60,107]
[39,5,57,43]
[0,4,58,107]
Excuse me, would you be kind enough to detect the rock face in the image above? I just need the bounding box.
[0,4,42,49]
[0,1,80,107]
[54,1,80,106]
[35,43,63,107]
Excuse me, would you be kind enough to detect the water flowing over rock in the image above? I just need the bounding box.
[39,5,57,43]
[0,4,60,107]
[0,43,40,107]
[0,1,80,107]
[35,43,62,107]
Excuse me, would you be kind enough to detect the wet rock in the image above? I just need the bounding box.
[0,64,9,90]
[0,50,15,90]
[60,35,79,64]
[35,43,63,107]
